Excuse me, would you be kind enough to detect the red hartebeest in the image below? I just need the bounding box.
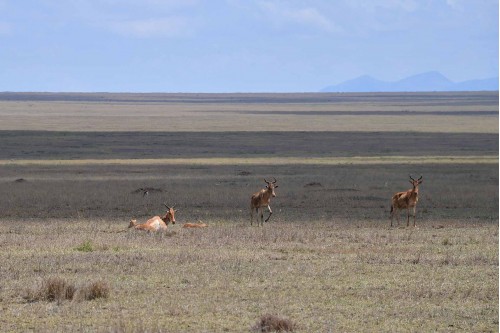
[250,178,278,226]
[182,222,208,228]
[129,204,177,232]
[390,176,423,227]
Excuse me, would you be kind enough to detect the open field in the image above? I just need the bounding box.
[0,155,497,167]
[0,162,498,332]
[0,92,498,332]
[0,91,497,132]
[0,131,497,160]
[1,163,497,221]
[0,219,498,332]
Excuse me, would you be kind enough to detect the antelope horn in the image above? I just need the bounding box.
[409,175,415,181]
[418,175,423,181]
[272,177,277,184]
[264,178,270,184]
[164,203,171,210]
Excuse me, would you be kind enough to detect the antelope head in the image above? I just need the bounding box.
[264,178,278,197]
[409,175,423,188]
[163,204,177,224]
[128,219,138,228]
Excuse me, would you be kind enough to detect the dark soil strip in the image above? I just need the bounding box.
[0,131,497,160]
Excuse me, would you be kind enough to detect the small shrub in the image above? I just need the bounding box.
[24,278,110,303]
[442,238,452,246]
[411,252,421,265]
[439,254,459,266]
[75,240,94,252]
[252,314,296,332]
[24,277,76,302]
[304,182,322,187]
[78,280,110,301]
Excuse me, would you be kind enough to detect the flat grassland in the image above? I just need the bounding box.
[0,91,498,132]
[0,92,498,332]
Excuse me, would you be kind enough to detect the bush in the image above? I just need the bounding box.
[252,314,296,332]
[78,280,110,301]
[24,277,76,302]
[24,277,110,303]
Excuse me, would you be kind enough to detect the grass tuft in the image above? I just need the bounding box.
[75,240,94,252]
[252,314,297,332]
[24,277,76,303]
[78,280,110,301]
[24,277,110,303]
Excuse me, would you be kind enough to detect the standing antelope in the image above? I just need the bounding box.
[390,175,423,227]
[250,178,278,226]
[129,204,177,232]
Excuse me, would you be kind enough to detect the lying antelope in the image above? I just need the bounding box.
[250,178,278,226]
[390,175,423,227]
[182,222,208,228]
[129,204,177,232]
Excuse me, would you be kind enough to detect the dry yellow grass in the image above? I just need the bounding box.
[0,92,497,331]
[0,91,497,133]
[0,218,497,332]
[0,155,497,166]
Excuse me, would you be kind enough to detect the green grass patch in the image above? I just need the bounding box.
[75,240,94,252]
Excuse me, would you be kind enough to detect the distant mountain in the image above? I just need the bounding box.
[395,71,452,91]
[325,75,389,93]
[321,71,499,92]
[453,77,499,91]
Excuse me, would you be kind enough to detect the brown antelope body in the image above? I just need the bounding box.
[129,204,177,232]
[390,176,423,227]
[182,222,208,228]
[250,178,278,226]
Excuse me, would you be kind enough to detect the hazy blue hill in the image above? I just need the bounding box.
[453,77,499,91]
[393,71,452,91]
[321,72,499,92]
[321,75,389,92]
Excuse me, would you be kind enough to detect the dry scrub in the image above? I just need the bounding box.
[24,276,76,303]
[24,276,110,303]
[0,92,497,331]
[0,218,497,332]
[252,314,297,332]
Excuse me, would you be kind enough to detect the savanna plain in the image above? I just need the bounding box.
[0,92,498,332]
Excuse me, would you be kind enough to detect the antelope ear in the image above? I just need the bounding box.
[274,185,279,188]
[418,180,423,184]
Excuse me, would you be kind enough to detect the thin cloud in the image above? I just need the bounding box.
[258,1,341,33]
[285,7,337,32]
[446,0,464,11]
[54,1,200,38]
[348,0,418,12]
[106,17,194,38]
